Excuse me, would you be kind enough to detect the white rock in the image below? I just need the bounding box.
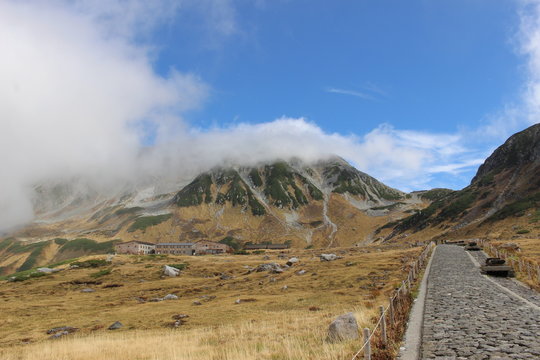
[163,294,178,300]
[320,254,339,261]
[163,265,180,277]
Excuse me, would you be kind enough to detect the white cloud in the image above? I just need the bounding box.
[0,0,207,231]
[476,0,540,139]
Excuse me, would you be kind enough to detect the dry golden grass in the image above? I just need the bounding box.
[0,308,373,360]
[0,245,421,359]
[491,238,540,263]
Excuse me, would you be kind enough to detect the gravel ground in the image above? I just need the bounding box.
[421,245,540,360]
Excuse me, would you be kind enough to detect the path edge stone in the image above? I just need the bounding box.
[398,244,437,360]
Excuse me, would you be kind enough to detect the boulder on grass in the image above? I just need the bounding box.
[326,312,359,343]
[163,265,180,277]
[286,257,299,266]
[108,321,123,330]
[163,294,178,300]
[320,254,340,261]
[255,263,284,274]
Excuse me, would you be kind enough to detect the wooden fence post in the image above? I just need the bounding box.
[536,266,540,284]
[527,263,532,280]
[363,328,371,360]
[389,297,395,325]
[379,306,387,346]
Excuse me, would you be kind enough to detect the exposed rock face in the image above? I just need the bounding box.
[326,312,359,343]
[472,123,540,183]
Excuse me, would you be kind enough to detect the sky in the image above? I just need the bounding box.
[1,0,540,230]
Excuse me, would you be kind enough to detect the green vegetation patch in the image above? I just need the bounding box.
[54,238,68,245]
[263,162,311,208]
[168,263,188,271]
[516,229,530,234]
[249,168,263,187]
[419,188,455,202]
[90,268,112,278]
[1,269,48,282]
[174,174,213,206]
[307,184,323,201]
[0,238,16,251]
[488,192,540,222]
[71,259,108,268]
[18,241,50,272]
[127,214,172,233]
[60,238,118,254]
[476,173,495,187]
[47,258,79,268]
[219,236,240,251]
[437,191,476,220]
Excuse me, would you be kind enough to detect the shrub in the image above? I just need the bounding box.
[219,236,240,251]
[516,229,530,234]
[234,250,248,255]
[47,258,79,268]
[71,259,108,268]
[54,238,68,245]
[90,269,112,278]
[127,214,172,233]
[168,263,188,271]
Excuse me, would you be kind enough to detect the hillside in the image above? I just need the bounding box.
[0,157,428,275]
[381,123,540,242]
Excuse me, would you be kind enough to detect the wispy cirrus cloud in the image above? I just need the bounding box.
[325,82,389,101]
[325,87,378,101]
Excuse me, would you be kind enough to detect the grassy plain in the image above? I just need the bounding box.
[0,245,421,360]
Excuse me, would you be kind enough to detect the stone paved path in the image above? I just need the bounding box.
[421,245,540,360]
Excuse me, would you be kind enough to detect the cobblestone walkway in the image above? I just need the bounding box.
[421,245,540,359]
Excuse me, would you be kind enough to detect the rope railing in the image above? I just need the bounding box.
[351,241,436,360]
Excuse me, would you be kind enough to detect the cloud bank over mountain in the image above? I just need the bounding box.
[0,0,537,231]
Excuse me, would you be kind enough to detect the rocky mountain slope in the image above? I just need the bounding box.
[0,157,426,275]
[382,123,540,242]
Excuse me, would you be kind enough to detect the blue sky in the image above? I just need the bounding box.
[154,0,522,135]
[2,0,540,219]
[141,0,534,190]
